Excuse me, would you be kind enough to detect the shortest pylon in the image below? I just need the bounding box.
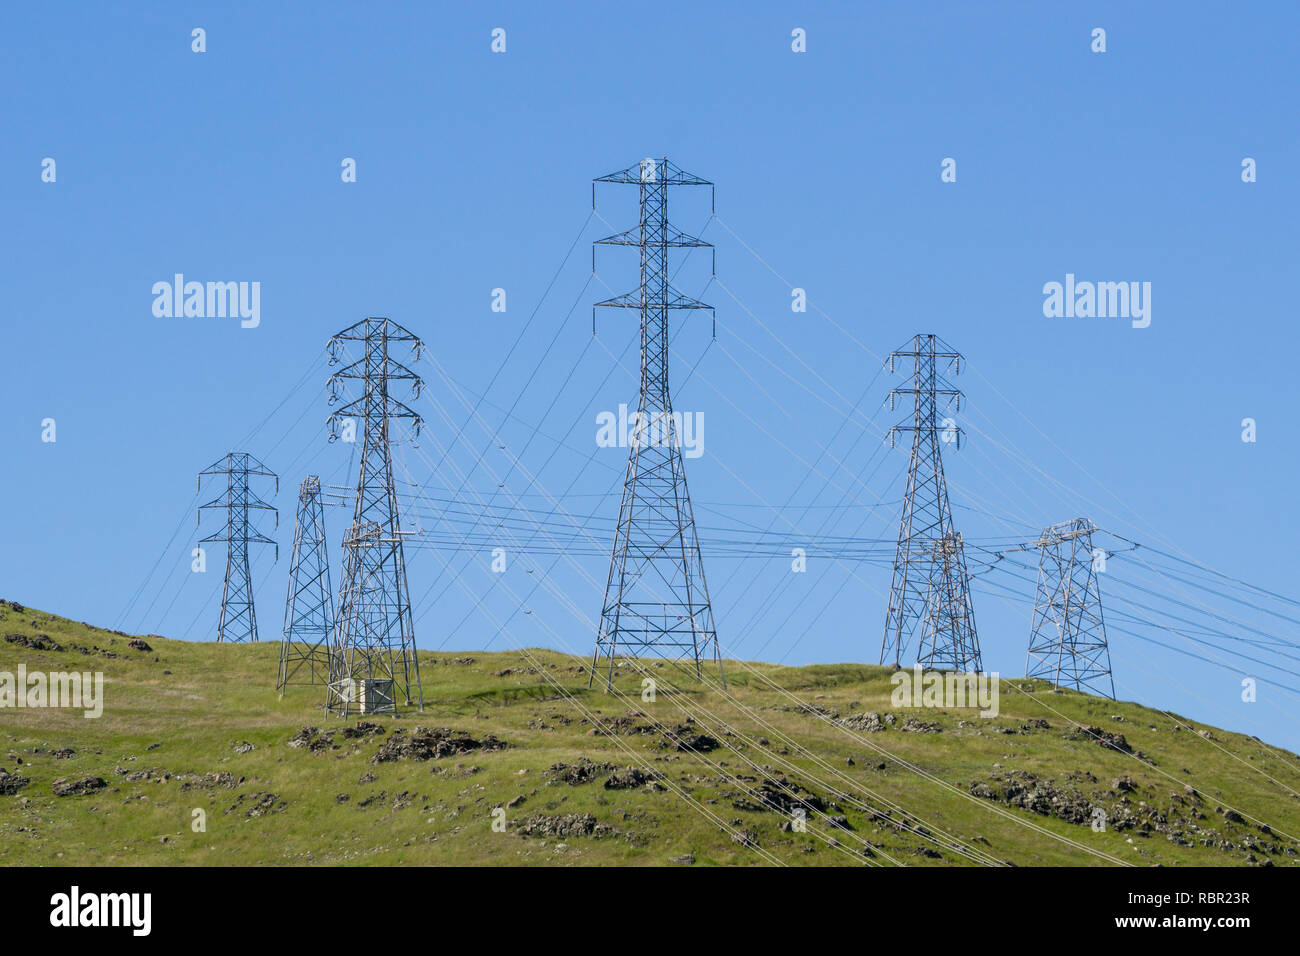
[1025,518,1115,698]
[197,452,278,644]
[277,476,333,693]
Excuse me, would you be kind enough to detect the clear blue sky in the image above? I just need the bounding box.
[3,2,1299,750]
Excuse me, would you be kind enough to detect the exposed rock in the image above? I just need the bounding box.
[736,776,828,817]
[661,722,721,753]
[1071,725,1135,755]
[604,767,661,790]
[840,711,887,732]
[52,776,107,797]
[288,721,386,753]
[587,711,657,736]
[3,633,63,652]
[546,758,614,786]
[180,771,239,791]
[370,727,507,763]
[339,722,386,740]
[797,703,839,720]
[731,827,759,847]
[287,727,336,752]
[225,791,285,817]
[127,638,153,652]
[900,716,943,734]
[514,813,614,839]
[0,770,31,795]
[970,770,1094,826]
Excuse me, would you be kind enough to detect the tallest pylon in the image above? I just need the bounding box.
[590,157,723,690]
[324,317,425,716]
[880,334,982,673]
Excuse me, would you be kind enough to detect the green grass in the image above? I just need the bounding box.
[2,600,1298,866]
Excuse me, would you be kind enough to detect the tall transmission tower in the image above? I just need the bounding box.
[880,334,982,672]
[324,317,425,716]
[1025,517,1115,698]
[197,452,278,643]
[589,156,724,690]
[276,475,334,693]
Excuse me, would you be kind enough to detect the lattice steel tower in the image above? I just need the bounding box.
[880,334,982,672]
[277,476,334,693]
[197,452,278,643]
[324,317,424,716]
[589,157,723,690]
[1025,518,1115,698]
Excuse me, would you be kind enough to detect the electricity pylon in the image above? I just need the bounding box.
[589,156,723,690]
[1025,517,1115,698]
[880,334,982,672]
[277,476,333,693]
[197,452,278,643]
[324,317,424,716]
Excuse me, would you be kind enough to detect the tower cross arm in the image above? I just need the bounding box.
[888,386,963,399]
[329,316,422,344]
[241,494,279,513]
[595,225,713,249]
[326,357,368,381]
[380,356,423,384]
[594,158,712,186]
[595,285,713,312]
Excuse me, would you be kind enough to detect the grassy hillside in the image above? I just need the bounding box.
[1,599,1298,867]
